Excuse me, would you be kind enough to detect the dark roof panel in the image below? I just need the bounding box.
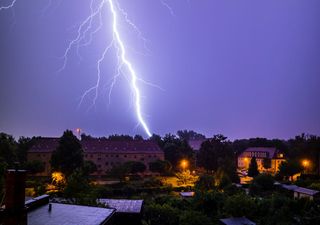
[28,203,114,225]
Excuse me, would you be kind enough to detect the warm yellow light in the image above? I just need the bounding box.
[52,172,66,185]
[180,159,188,170]
[244,157,249,162]
[302,160,310,167]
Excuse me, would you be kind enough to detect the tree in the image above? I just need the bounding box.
[250,173,274,195]
[176,170,198,186]
[0,133,17,166]
[25,160,45,174]
[143,203,179,225]
[134,135,144,141]
[224,193,257,218]
[177,130,206,141]
[195,174,215,192]
[197,135,233,173]
[149,160,172,174]
[51,130,84,176]
[262,158,272,170]
[83,160,97,175]
[278,160,303,180]
[248,157,259,177]
[179,210,213,225]
[124,161,147,174]
[162,134,194,169]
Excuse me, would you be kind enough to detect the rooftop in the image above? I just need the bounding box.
[82,139,162,153]
[239,147,279,159]
[29,138,162,153]
[280,184,319,196]
[220,217,256,225]
[99,199,143,213]
[28,203,114,225]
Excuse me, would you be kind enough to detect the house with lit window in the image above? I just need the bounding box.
[27,137,164,176]
[237,147,285,174]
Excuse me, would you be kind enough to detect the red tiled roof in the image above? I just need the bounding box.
[81,139,162,153]
[29,138,60,153]
[239,147,278,159]
[29,138,162,154]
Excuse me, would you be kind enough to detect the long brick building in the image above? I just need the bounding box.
[27,137,164,176]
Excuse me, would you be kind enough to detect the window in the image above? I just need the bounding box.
[105,162,109,166]
[124,155,127,158]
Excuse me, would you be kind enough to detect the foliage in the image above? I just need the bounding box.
[224,193,257,218]
[25,160,45,174]
[51,171,66,190]
[124,161,147,174]
[176,170,198,186]
[262,158,272,170]
[162,134,194,169]
[179,210,213,225]
[143,203,179,225]
[195,174,215,192]
[177,130,206,141]
[248,157,259,177]
[64,168,90,198]
[250,173,274,195]
[51,130,84,176]
[197,135,235,178]
[192,190,225,217]
[0,133,17,166]
[149,160,172,174]
[278,160,303,180]
[83,160,97,174]
[214,169,232,190]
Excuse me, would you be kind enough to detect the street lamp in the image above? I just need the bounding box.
[302,160,309,167]
[302,159,310,173]
[180,159,188,171]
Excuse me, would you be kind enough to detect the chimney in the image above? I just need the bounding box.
[3,169,27,225]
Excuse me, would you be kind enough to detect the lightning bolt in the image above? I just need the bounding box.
[1,0,174,138]
[0,0,16,11]
[58,0,153,137]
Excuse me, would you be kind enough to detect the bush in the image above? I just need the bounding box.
[179,210,214,225]
[143,203,179,225]
[250,174,274,195]
[224,193,257,218]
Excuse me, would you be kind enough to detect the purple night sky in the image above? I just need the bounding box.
[0,0,320,139]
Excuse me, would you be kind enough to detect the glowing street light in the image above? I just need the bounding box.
[180,159,188,171]
[302,159,310,168]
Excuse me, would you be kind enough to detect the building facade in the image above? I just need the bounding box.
[27,138,164,176]
[238,147,285,174]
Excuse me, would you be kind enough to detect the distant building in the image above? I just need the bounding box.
[220,217,256,225]
[238,147,285,173]
[27,138,164,176]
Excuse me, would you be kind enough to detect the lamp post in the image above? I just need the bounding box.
[302,159,310,174]
[180,159,188,171]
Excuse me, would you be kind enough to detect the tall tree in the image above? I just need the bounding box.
[51,130,84,176]
[248,157,259,177]
[278,160,303,180]
[198,134,233,172]
[177,130,206,141]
